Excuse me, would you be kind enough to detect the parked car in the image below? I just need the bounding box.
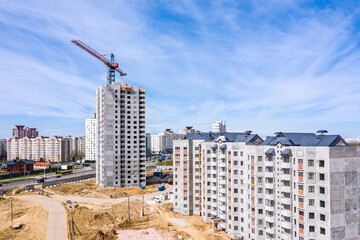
[56,175,61,178]
[37,177,45,183]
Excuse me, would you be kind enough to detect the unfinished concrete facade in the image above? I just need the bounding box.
[96,82,146,188]
[173,131,359,240]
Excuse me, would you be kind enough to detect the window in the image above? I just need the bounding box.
[320,214,325,221]
[320,187,325,194]
[308,159,314,166]
[320,173,325,181]
[234,151,238,156]
[308,172,315,179]
[309,212,315,219]
[320,227,326,235]
[319,160,325,167]
[320,200,325,208]
[309,226,315,232]
[309,186,315,193]
[309,199,315,206]
[258,156,263,162]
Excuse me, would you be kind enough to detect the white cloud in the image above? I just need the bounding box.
[0,1,359,137]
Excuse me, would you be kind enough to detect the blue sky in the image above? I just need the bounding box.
[0,1,360,138]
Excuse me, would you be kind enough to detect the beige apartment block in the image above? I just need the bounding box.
[173,131,359,240]
[7,136,70,162]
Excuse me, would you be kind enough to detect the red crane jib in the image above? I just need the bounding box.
[71,40,126,76]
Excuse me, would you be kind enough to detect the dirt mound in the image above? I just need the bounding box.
[83,230,115,240]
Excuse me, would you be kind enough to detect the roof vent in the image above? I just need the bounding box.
[245,130,252,135]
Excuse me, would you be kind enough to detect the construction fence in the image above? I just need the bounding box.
[42,173,96,188]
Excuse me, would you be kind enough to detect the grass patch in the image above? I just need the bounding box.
[155,159,173,166]
[0,178,36,184]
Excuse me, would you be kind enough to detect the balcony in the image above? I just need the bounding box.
[219,197,226,203]
[280,185,291,193]
[265,183,274,189]
[281,220,292,229]
[281,161,291,169]
[219,162,226,168]
[280,174,291,181]
[264,160,274,167]
[219,153,226,159]
[219,204,226,211]
[265,172,274,178]
[281,197,291,205]
[281,232,291,239]
[219,171,226,177]
[211,210,218,216]
[265,194,275,201]
[211,169,217,175]
[219,188,226,194]
[219,213,226,220]
[219,179,226,185]
[265,215,275,223]
[265,227,275,235]
[211,202,217,208]
[265,205,275,212]
[211,186,217,192]
[281,209,292,217]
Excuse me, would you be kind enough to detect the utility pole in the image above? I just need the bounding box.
[142,195,145,217]
[128,197,130,221]
[10,198,13,227]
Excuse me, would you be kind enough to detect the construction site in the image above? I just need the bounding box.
[0,177,231,240]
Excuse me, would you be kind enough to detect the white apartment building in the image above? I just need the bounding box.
[151,129,175,153]
[173,131,358,240]
[86,113,97,160]
[96,82,146,188]
[212,120,226,133]
[7,136,70,162]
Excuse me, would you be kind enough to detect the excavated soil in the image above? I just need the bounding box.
[49,179,163,199]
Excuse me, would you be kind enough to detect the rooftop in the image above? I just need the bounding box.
[261,132,348,147]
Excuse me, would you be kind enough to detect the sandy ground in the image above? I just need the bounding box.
[66,199,230,240]
[47,179,165,199]
[116,228,172,240]
[0,197,48,240]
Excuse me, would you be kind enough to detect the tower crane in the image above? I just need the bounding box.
[71,40,126,84]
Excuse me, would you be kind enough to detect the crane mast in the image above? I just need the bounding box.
[71,40,126,84]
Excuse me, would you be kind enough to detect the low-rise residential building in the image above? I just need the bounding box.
[34,161,50,169]
[173,130,358,240]
[5,159,34,172]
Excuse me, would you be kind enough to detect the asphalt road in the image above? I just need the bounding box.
[0,169,95,190]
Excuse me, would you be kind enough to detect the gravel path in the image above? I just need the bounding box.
[46,187,172,204]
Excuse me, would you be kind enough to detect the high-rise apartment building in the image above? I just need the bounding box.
[212,120,226,133]
[69,136,85,159]
[12,125,38,138]
[173,131,358,240]
[86,113,97,161]
[7,136,70,162]
[96,82,146,188]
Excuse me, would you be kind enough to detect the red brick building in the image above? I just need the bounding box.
[5,159,34,172]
